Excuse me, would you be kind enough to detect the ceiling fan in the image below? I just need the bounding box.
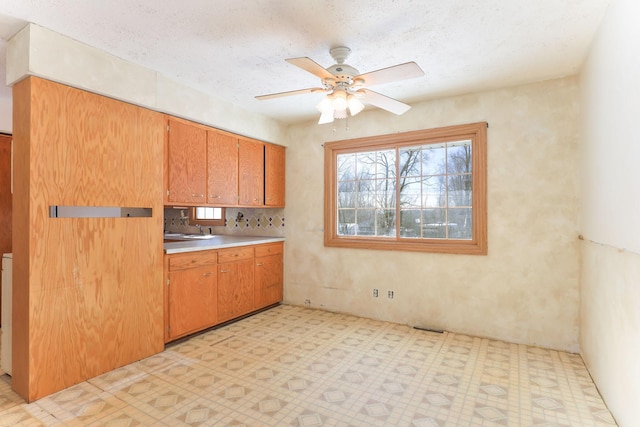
[256,47,425,124]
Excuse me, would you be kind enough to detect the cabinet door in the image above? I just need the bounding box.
[167,119,207,204]
[217,259,254,323]
[238,139,264,206]
[265,144,285,207]
[255,253,283,308]
[207,130,238,205]
[169,265,217,339]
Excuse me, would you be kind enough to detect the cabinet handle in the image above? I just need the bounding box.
[256,263,264,266]
[220,269,229,273]
[202,272,215,277]
[209,195,221,199]
[192,193,204,198]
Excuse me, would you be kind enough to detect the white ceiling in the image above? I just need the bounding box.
[0,0,611,125]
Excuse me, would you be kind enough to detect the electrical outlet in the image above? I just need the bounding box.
[373,288,379,298]
[388,290,394,299]
[304,299,311,307]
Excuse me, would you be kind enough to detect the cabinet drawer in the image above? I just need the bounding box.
[218,246,254,263]
[254,242,283,257]
[169,251,217,271]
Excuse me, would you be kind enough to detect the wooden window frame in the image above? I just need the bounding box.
[189,206,226,226]
[324,122,487,255]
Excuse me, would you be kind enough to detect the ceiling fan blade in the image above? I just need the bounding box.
[286,57,335,80]
[360,89,412,115]
[255,87,326,100]
[355,62,424,86]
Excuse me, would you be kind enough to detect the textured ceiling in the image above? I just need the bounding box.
[0,0,611,124]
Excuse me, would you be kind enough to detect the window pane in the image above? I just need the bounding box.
[399,177,422,208]
[355,151,377,179]
[356,180,376,208]
[422,209,447,238]
[447,141,472,174]
[356,209,375,235]
[337,180,356,208]
[337,153,356,181]
[423,144,446,175]
[195,207,222,220]
[423,179,445,208]
[399,147,422,178]
[373,150,396,180]
[337,209,355,235]
[448,175,472,206]
[448,208,472,239]
[376,209,396,237]
[375,178,396,210]
[400,209,421,238]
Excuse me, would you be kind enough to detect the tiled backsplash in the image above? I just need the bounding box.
[164,207,285,237]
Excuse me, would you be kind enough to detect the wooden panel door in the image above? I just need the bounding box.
[238,139,264,206]
[217,258,254,323]
[167,119,207,204]
[254,253,283,308]
[207,130,238,205]
[169,265,217,339]
[12,77,165,401]
[264,144,285,207]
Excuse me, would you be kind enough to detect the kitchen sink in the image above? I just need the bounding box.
[164,233,216,240]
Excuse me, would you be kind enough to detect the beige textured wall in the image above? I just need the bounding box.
[284,77,581,352]
[579,0,640,425]
[0,96,11,133]
[5,24,287,144]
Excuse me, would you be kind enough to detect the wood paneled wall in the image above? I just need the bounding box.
[12,77,165,401]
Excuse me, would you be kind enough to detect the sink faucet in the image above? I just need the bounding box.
[195,224,205,235]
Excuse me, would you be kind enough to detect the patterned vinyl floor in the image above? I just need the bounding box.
[0,305,617,426]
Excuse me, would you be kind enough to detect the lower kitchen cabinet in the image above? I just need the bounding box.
[254,243,283,308]
[165,250,218,341]
[164,242,283,343]
[169,265,217,339]
[217,247,255,323]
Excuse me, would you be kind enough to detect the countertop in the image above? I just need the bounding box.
[164,235,285,254]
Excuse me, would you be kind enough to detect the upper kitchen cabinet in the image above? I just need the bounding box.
[265,143,285,207]
[166,118,207,204]
[207,130,238,205]
[238,138,264,206]
[165,116,285,208]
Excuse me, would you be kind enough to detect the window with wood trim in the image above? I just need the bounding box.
[189,206,226,226]
[324,122,487,254]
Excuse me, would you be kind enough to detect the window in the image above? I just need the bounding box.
[189,206,225,226]
[324,122,487,254]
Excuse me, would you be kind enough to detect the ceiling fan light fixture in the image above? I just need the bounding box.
[347,94,365,116]
[333,107,348,119]
[318,109,335,124]
[316,96,333,114]
[331,90,348,111]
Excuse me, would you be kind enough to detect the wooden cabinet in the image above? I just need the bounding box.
[265,143,285,207]
[167,119,207,204]
[165,116,285,208]
[164,242,283,343]
[217,246,255,323]
[254,243,284,308]
[207,130,238,205]
[238,138,264,206]
[166,251,217,340]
